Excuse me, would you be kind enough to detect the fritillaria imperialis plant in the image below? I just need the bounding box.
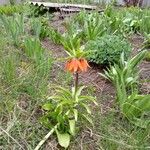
[35,35,96,149]
[100,50,150,128]
[61,34,90,91]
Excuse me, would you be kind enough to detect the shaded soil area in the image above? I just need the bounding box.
[129,35,150,94]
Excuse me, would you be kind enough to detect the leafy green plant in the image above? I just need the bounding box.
[60,33,89,58]
[104,6,137,34]
[0,14,24,46]
[103,5,125,34]
[100,50,150,128]
[123,16,141,33]
[103,5,150,35]
[30,17,49,39]
[38,86,97,149]
[66,6,150,39]
[24,37,53,78]
[68,11,105,41]
[48,27,62,44]
[24,37,44,62]
[35,26,95,149]
[35,55,53,78]
[0,54,18,83]
[86,34,131,65]
[82,12,105,41]
[119,7,150,34]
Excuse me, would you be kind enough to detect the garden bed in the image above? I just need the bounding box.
[41,12,150,149]
[0,3,150,150]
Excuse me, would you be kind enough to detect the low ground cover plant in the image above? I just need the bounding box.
[86,34,131,65]
[30,17,50,39]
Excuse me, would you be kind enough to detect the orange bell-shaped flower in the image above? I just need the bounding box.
[65,58,90,73]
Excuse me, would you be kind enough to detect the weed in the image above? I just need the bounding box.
[0,54,19,84]
[0,14,24,47]
[30,17,49,39]
[24,37,44,62]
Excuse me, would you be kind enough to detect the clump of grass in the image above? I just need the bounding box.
[95,108,150,150]
[24,37,44,61]
[0,10,54,149]
[0,13,25,47]
[0,53,19,84]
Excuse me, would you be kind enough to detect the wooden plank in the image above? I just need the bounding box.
[60,8,81,13]
[29,2,97,10]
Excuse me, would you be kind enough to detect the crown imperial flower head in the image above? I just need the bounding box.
[65,58,90,73]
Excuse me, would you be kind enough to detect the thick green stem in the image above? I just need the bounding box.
[74,72,79,92]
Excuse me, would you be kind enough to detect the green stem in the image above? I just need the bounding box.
[74,72,79,93]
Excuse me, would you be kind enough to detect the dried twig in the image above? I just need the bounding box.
[34,124,59,150]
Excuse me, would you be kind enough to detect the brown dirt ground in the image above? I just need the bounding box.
[41,13,150,150]
[129,35,150,94]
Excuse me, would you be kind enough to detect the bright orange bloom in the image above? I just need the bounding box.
[65,58,90,73]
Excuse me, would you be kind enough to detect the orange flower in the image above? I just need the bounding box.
[65,58,90,73]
